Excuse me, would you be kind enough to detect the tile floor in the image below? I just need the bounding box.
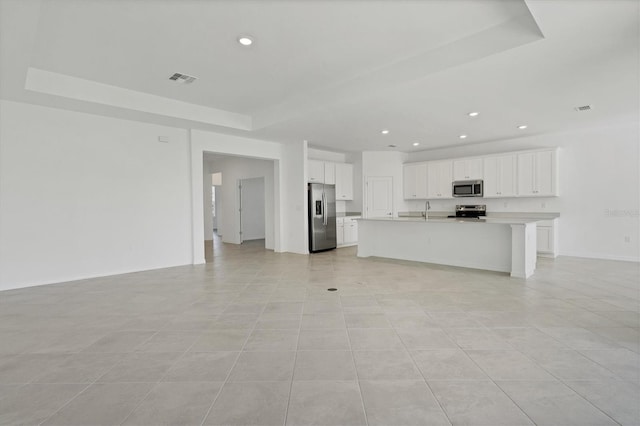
[0,238,639,425]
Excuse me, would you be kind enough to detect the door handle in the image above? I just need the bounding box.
[322,192,328,226]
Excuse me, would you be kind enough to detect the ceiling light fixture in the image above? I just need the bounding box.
[459,134,468,139]
[381,129,390,134]
[517,125,528,130]
[237,36,254,46]
[468,112,479,117]
[413,142,420,146]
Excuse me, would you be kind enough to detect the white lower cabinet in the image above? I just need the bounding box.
[536,219,558,258]
[337,216,359,247]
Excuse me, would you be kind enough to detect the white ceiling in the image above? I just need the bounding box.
[1,0,638,153]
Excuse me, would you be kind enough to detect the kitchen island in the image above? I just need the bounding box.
[356,217,538,278]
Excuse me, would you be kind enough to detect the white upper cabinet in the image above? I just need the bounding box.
[403,163,428,199]
[324,162,336,185]
[453,158,483,181]
[308,160,325,183]
[335,163,354,200]
[517,149,558,197]
[483,154,517,198]
[427,160,453,199]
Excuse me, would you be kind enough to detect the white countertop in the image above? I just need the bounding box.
[357,216,540,225]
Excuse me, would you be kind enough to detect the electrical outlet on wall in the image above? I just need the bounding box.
[503,202,508,208]
[541,202,546,209]
[624,236,631,243]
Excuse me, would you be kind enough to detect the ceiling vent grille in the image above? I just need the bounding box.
[574,105,592,111]
[169,72,197,84]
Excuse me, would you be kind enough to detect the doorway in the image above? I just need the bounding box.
[239,177,266,244]
[366,176,393,218]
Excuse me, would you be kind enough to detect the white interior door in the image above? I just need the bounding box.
[239,177,265,242]
[366,176,393,218]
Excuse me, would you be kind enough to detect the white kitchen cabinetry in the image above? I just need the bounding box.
[427,160,453,199]
[403,163,428,199]
[483,154,517,198]
[453,158,483,181]
[335,163,354,200]
[518,150,558,197]
[337,216,360,247]
[324,162,336,185]
[536,219,558,257]
[308,160,325,183]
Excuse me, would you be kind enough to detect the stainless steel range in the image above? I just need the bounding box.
[448,205,487,218]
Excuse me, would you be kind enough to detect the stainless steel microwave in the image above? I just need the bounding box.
[452,180,483,197]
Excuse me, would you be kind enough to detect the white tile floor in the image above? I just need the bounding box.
[0,238,638,425]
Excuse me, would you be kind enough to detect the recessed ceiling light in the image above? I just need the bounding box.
[459,134,468,139]
[517,125,528,130]
[237,36,254,46]
[468,112,479,117]
[412,142,420,146]
[381,129,390,134]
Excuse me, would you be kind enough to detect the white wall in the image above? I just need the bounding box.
[190,130,308,262]
[345,152,364,214]
[0,100,193,290]
[207,156,273,246]
[308,148,347,163]
[283,141,309,254]
[407,123,640,261]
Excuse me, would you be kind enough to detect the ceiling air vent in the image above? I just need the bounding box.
[574,105,592,111]
[169,72,197,84]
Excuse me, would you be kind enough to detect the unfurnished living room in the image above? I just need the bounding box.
[0,1,638,425]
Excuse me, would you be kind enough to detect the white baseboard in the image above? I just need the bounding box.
[559,252,640,263]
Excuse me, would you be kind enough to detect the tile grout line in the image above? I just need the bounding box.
[398,328,455,426]
[117,329,211,426]
[342,292,370,426]
[37,328,164,426]
[198,274,269,426]
[282,280,306,426]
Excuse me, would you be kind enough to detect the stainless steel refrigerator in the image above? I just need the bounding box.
[308,183,337,252]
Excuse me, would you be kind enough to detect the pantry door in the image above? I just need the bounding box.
[365,176,393,218]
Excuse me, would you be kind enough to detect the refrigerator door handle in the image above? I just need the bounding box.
[322,191,327,226]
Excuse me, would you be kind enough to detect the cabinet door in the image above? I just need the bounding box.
[535,150,556,196]
[518,150,557,197]
[428,161,452,199]
[453,158,483,181]
[335,163,353,200]
[517,153,536,196]
[344,220,354,244]
[482,156,500,197]
[537,226,552,253]
[345,219,358,244]
[324,162,336,185]
[497,155,517,197]
[403,164,417,199]
[466,158,483,180]
[337,221,345,245]
[308,160,324,183]
[403,163,427,199]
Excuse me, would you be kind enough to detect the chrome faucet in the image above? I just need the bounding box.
[424,200,431,220]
